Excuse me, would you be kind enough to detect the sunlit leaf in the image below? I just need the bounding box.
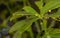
[23,6,38,15]
[41,1,60,16]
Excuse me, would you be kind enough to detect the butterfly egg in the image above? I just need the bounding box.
[49,10,51,12]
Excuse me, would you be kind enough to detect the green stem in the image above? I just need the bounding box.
[41,19,47,31]
[35,21,41,34]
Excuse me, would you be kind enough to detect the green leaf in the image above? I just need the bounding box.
[9,16,39,33]
[10,11,35,21]
[42,33,60,38]
[10,11,23,21]
[35,1,43,10]
[50,33,60,38]
[49,8,60,18]
[49,28,60,34]
[41,1,60,16]
[42,28,60,38]
[23,6,38,15]
[18,16,39,33]
[42,34,51,38]
[9,20,25,33]
[44,0,60,3]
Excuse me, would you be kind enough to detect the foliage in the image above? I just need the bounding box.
[0,0,60,38]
